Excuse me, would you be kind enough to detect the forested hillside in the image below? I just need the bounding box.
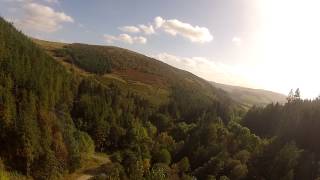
[0,18,94,179]
[1,17,319,180]
[243,89,320,179]
[35,39,233,108]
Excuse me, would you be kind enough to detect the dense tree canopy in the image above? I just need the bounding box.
[55,43,112,74]
[0,18,92,179]
[243,89,320,179]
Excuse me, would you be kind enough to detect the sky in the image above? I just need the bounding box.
[1,0,320,98]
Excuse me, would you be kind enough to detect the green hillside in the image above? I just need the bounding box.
[0,18,93,179]
[210,81,287,108]
[36,39,286,109]
[35,39,234,109]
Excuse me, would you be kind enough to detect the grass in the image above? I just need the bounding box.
[0,170,30,180]
[97,75,170,106]
[32,38,66,51]
[103,74,127,84]
[129,81,170,106]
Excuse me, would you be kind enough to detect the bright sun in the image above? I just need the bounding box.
[249,0,320,98]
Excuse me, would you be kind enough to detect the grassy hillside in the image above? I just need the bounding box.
[36,39,285,109]
[210,81,287,108]
[34,40,233,108]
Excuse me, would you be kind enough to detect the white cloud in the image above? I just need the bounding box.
[139,24,155,35]
[44,0,59,3]
[118,24,154,35]
[3,0,31,2]
[4,0,58,3]
[154,53,253,87]
[232,36,241,45]
[103,35,117,43]
[119,26,140,33]
[154,16,165,28]
[153,16,213,43]
[116,16,212,43]
[117,34,134,44]
[14,2,74,33]
[103,34,147,44]
[133,36,147,44]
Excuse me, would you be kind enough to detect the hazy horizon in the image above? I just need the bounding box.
[2,0,319,98]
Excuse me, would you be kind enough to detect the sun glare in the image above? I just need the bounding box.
[251,0,320,98]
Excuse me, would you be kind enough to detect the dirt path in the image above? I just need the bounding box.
[66,153,110,180]
[76,174,94,180]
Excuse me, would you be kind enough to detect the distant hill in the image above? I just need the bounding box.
[210,81,287,107]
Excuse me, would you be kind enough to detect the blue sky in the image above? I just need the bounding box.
[2,0,320,98]
[2,0,252,57]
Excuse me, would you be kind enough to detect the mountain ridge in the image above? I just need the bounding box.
[33,39,234,107]
[34,39,285,108]
[210,81,287,107]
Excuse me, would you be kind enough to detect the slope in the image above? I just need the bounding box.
[0,18,95,179]
[210,81,287,107]
[35,39,285,109]
[34,40,234,109]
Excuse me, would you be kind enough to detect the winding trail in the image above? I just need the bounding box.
[66,153,110,180]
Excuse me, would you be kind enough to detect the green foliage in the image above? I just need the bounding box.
[248,140,302,179]
[151,113,173,132]
[110,151,123,163]
[241,94,320,179]
[95,162,124,180]
[146,165,167,180]
[176,157,190,173]
[0,159,9,180]
[230,163,248,179]
[0,171,9,180]
[58,43,112,74]
[219,175,230,180]
[153,149,171,165]
[0,17,85,179]
[271,142,302,179]
[75,131,95,156]
[206,175,217,180]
